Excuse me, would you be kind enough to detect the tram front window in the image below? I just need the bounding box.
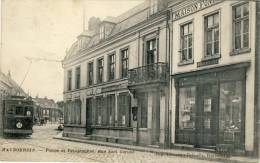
[6,106,14,114]
[25,107,32,116]
[15,107,24,116]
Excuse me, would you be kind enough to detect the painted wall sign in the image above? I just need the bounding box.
[65,93,72,100]
[172,0,220,20]
[86,88,102,96]
[197,58,219,67]
[72,92,80,99]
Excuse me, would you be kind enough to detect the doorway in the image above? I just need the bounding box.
[196,83,218,148]
[86,98,92,135]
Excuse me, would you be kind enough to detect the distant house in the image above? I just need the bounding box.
[33,97,63,124]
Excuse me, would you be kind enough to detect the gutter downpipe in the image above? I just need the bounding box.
[255,1,260,157]
[165,8,172,148]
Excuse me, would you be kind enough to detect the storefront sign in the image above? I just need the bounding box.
[86,88,102,96]
[197,58,219,67]
[65,93,72,100]
[172,0,220,20]
[72,92,80,99]
[102,83,128,93]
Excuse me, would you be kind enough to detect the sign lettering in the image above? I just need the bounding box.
[173,0,219,20]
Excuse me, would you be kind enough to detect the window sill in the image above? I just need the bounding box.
[178,60,194,66]
[230,48,251,56]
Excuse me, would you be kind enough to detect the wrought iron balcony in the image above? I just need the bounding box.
[128,62,168,86]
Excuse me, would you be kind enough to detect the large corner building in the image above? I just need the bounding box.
[63,0,260,156]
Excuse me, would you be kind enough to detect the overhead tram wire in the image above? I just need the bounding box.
[20,57,62,87]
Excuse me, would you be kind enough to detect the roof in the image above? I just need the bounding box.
[33,97,58,109]
[0,72,26,96]
[78,30,95,38]
[103,16,117,24]
[65,0,149,60]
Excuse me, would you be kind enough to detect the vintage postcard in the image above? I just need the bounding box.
[0,0,259,162]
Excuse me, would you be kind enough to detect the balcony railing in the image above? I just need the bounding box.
[128,62,168,86]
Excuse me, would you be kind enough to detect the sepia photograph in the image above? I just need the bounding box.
[0,0,259,162]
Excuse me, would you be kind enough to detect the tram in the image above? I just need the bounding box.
[3,96,34,136]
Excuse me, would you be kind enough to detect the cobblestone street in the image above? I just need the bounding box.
[0,124,227,162]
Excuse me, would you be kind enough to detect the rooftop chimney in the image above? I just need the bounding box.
[7,70,11,78]
[88,17,101,34]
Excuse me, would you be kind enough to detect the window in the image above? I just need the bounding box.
[107,95,115,125]
[97,58,104,83]
[88,62,93,85]
[118,93,131,127]
[179,87,196,130]
[219,81,242,145]
[150,0,158,15]
[233,3,249,50]
[180,22,193,62]
[108,54,115,81]
[121,48,129,78]
[205,12,220,57]
[146,39,157,65]
[15,107,24,116]
[64,100,81,124]
[100,25,105,40]
[67,70,72,91]
[75,67,81,89]
[96,97,107,125]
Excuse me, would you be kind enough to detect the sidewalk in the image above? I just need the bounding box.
[53,133,259,163]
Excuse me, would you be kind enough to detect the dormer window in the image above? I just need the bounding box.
[150,0,158,15]
[100,25,105,40]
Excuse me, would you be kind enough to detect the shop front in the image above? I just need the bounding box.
[173,63,249,152]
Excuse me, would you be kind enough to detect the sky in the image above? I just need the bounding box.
[1,0,144,102]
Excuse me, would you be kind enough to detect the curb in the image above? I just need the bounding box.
[53,136,258,163]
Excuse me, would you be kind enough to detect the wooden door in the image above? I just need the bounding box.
[86,98,92,134]
[151,92,160,145]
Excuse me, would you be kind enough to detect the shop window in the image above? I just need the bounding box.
[108,54,115,81]
[96,97,108,125]
[67,70,72,91]
[64,100,81,125]
[96,97,102,125]
[118,93,131,127]
[107,95,115,125]
[75,67,81,89]
[179,87,196,130]
[205,12,220,58]
[180,22,193,63]
[233,3,249,51]
[97,58,104,83]
[88,62,93,85]
[121,48,129,78]
[219,81,242,146]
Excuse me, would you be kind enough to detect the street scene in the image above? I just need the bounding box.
[0,0,260,162]
[0,124,223,162]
